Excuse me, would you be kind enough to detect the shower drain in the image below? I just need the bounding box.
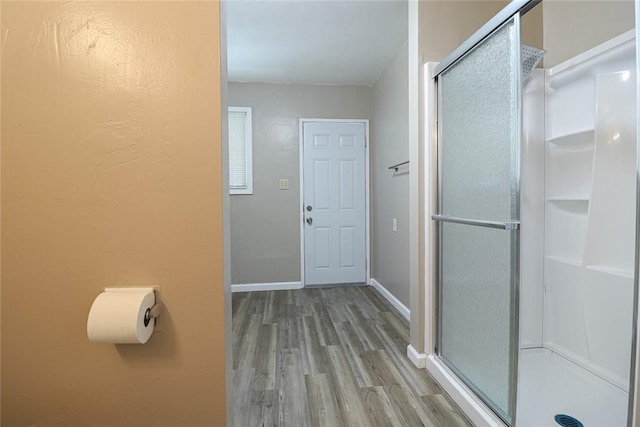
[554,414,584,427]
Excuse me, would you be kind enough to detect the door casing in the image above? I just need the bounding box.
[298,118,370,288]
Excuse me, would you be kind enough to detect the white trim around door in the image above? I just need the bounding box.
[299,118,370,288]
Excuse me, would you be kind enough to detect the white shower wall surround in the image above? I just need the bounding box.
[543,30,636,392]
[518,29,636,426]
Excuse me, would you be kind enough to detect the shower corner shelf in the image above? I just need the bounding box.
[546,198,590,213]
[546,129,595,149]
[546,197,590,202]
[545,255,583,268]
[585,265,634,279]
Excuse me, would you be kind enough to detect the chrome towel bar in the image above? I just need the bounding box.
[388,160,409,171]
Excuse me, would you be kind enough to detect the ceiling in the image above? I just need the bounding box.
[226,0,408,87]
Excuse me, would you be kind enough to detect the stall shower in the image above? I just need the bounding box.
[517,29,637,427]
[429,1,638,426]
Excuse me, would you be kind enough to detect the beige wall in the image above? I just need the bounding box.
[1,2,229,425]
[418,0,508,63]
[543,0,635,67]
[228,82,372,284]
[0,2,3,414]
[371,43,410,306]
[521,1,544,50]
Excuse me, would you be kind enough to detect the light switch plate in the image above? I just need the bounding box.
[393,218,397,232]
[279,179,290,190]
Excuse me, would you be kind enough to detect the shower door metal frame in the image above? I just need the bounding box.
[432,6,531,425]
[630,3,640,425]
[433,0,540,76]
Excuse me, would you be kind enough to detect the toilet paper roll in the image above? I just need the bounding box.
[87,287,156,344]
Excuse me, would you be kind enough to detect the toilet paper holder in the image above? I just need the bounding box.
[87,286,162,344]
[144,302,162,327]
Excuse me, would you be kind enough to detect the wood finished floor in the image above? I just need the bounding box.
[232,286,473,427]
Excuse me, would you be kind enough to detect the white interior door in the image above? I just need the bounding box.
[303,121,366,286]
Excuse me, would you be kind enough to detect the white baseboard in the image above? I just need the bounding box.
[231,281,302,293]
[425,355,506,427]
[407,344,427,369]
[369,278,410,321]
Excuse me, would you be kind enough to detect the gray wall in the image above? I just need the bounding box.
[371,43,410,306]
[228,83,372,284]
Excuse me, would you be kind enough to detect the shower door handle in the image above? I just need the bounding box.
[432,215,520,230]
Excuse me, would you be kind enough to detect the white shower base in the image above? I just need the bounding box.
[517,348,628,427]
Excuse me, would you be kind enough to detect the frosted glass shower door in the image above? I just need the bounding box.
[434,16,521,424]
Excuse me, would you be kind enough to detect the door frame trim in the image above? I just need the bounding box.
[298,118,371,288]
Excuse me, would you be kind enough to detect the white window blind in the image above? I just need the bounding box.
[228,107,252,194]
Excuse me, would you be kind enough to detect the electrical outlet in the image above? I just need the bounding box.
[279,179,290,190]
[392,218,397,232]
